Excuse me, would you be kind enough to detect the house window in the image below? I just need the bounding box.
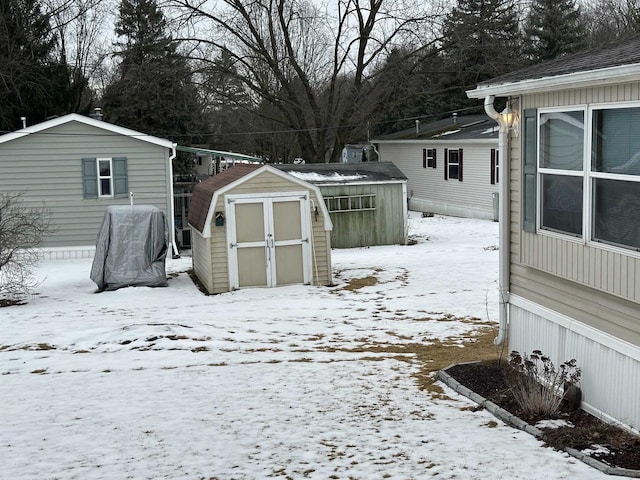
[444,148,463,181]
[523,104,640,252]
[590,106,640,250]
[98,158,113,197]
[491,149,499,184]
[82,157,128,199]
[538,110,584,237]
[325,194,376,212]
[423,148,436,169]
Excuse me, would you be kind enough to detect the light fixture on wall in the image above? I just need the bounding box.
[501,102,520,137]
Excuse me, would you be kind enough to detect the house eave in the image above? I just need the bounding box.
[374,138,497,145]
[467,63,640,98]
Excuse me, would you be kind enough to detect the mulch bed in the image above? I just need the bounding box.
[446,360,640,471]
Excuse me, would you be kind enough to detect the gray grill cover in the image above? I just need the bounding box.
[90,205,168,291]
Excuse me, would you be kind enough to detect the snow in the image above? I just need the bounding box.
[0,213,626,479]
[286,171,366,182]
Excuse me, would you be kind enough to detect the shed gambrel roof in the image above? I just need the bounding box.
[274,161,407,184]
[0,113,175,149]
[468,34,640,97]
[188,164,332,237]
[372,114,498,142]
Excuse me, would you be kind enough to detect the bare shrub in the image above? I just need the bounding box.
[0,192,53,301]
[505,350,581,418]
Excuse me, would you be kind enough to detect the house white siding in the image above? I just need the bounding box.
[509,297,640,430]
[379,142,498,220]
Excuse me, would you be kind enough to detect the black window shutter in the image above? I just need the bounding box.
[444,148,448,180]
[113,157,128,197]
[522,109,538,233]
[82,158,98,198]
[423,149,426,169]
[490,149,496,185]
[433,149,437,169]
[458,149,463,182]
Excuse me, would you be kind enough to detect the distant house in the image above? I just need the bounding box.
[468,35,640,430]
[374,114,499,220]
[0,114,177,258]
[341,144,366,163]
[275,162,408,248]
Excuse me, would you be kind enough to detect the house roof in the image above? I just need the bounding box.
[274,161,407,184]
[0,113,175,150]
[188,164,332,237]
[372,114,498,142]
[468,34,640,98]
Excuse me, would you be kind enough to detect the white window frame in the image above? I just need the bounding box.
[586,101,640,254]
[536,106,587,241]
[426,148,436,168]
[535,102,640,256]
[448,149,460,179]
[493,148,499,184]
[97,157,114,198]
[324,194,376,213]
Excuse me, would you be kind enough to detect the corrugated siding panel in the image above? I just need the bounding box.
[319,183,405,248]
[379,142,498,219]
[509,303,640,430]
[512,84,640,344]
[0,121,171,248]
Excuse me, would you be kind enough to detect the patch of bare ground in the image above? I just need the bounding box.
[446,360,640,472]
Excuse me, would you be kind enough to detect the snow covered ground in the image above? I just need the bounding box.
[0,213,627,479]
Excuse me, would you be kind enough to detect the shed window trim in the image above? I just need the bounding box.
[324,194,376,213]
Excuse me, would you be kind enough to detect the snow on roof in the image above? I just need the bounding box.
[286,171,366,182]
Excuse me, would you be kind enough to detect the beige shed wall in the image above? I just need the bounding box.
[205,170,331,294]
[509,82,640,348]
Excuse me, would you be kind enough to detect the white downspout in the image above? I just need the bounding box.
[168,143,179,258]
[484,96,510,346]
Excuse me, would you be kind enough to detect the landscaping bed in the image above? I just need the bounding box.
[443,360,640,474]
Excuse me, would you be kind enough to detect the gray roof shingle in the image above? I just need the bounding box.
[477,34,640,87]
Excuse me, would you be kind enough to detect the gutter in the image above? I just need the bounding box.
[168,143,179,258]
[483,96,510,346]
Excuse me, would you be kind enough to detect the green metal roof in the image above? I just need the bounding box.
[176,145,262,162]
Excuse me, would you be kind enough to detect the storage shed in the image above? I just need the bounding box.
[188,164,333,294]
[275,162,408,248]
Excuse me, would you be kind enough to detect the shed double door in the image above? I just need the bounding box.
[227,193,312,289]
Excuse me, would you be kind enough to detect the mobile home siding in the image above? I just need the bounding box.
[205,170,331,294]
[379,142,498,219]
[508,83,640,349]
[0,121,172,249]
[319,183,405,248]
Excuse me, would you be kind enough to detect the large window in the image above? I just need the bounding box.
[538,110,584,236]
[524,104,640,253]
[591,106,640,250]
[444,148,463,181]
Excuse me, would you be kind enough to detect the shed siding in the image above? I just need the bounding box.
[191,228,213,294]
[0,121,171,248]
[207,170,331,293]
[319,183,405,248]
[379,142,498,219]
[509,83,640,349]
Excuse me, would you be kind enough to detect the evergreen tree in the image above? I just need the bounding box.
[102,0,206,151]
[438,0,523,111]
[0,0,79,132]
[524,0,586,61]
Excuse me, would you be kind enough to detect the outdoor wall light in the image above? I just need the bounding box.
[501,103,520,137]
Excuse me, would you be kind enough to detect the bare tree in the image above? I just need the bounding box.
[0,192,53,302]
[166,0,440,162]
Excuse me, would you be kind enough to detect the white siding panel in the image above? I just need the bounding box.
[509,299,640,430]
[379,142,498,220]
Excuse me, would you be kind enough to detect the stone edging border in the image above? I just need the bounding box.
[436,362,640,478]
